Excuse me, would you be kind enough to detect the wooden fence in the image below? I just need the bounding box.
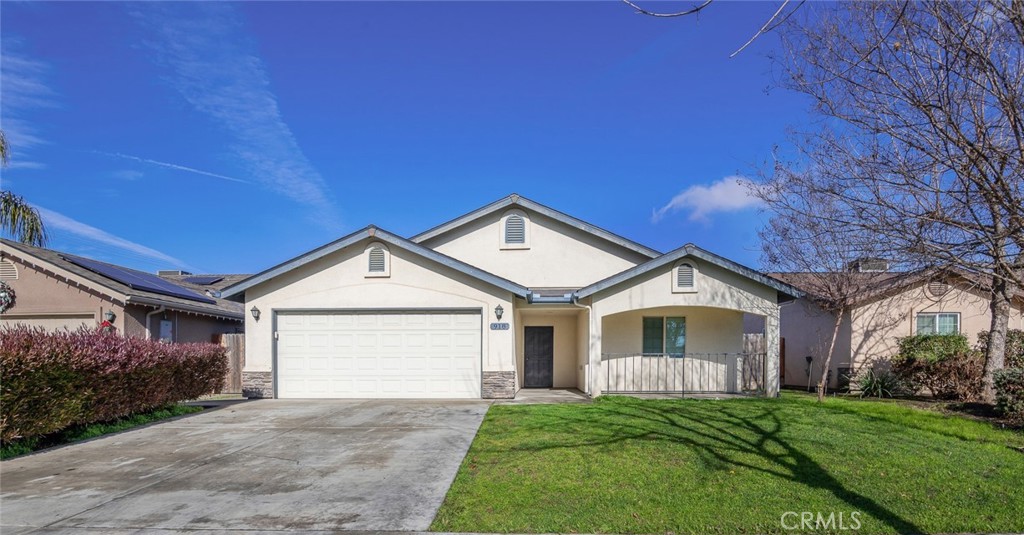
[213,333,244,394]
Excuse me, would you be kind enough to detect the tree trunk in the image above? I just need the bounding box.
[982,275,1012,403]
[818,305,845,402]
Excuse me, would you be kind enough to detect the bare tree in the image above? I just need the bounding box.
[755,175,885,402]
[765,1,1024,402]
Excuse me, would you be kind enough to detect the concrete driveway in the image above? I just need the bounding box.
[0,399,489,534]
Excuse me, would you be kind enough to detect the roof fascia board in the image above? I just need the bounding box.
[576,244,803,302]
[125,295,244,321]
[221,226,529,300]
[410,194,662,259]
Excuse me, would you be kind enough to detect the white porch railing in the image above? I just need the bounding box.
[600,353,766,395]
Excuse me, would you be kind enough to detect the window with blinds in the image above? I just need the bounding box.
[505,214,525,244]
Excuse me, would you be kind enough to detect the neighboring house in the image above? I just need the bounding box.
[0,239,245,342]
[222,194,800,400]
[746,268,1024,389]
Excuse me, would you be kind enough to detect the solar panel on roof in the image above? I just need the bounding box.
[182,275,223,285]
[63,255,216,304]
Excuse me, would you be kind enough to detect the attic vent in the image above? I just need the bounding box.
[928,280,950,297]
[0,259,18,280]
[368,247,386,272]
[505,215,525,244]
[677,263,694,288]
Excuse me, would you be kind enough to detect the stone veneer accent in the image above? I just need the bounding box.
[242,371,274,398]
[482,371,516,399]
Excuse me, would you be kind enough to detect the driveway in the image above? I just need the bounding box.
[0,399,489,534]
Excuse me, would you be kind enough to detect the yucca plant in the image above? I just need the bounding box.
[856,368,904,399]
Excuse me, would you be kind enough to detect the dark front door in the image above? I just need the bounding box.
[524,326,554,388]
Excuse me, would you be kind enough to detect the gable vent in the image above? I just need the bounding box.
[368,247,386,272]
[0,259,18,280]
[677,263,694,288]
[928,280,949,297]
[505,215,525,244]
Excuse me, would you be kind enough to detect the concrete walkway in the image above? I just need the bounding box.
[0,399,489,534]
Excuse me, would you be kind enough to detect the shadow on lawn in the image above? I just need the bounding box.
[506,398,924,535]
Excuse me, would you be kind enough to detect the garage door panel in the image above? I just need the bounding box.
[276,311,481,399]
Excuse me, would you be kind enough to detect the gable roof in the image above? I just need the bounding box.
[410,193,662,259]
[576,243,803,302]
[1,239,244,320]
[772,269,1024,308]
[220,226,530,300]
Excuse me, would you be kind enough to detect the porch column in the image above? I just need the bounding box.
[765,305,781,397]
[589,308,603,397]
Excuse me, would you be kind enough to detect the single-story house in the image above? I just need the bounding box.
[222,194,801,399]
[1,239,245,342]
[746,267,1024,389]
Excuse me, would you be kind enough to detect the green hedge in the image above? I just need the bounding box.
[976,329,1024,368]
[891,334,982,400]
[0,326,226,443]
[994,368,1024,423]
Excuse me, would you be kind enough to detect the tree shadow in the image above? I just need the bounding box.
[492,397,925,534]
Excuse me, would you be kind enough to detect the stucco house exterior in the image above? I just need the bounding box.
[746,269,1024,389]
[1,239,244,342]
[222,194,800,400]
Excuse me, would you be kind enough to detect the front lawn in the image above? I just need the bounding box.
[432,393,1024,534]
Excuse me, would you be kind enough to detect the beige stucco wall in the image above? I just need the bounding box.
[780,280,1024,388]
[1,254,118,331]
[420,209,651,288]
[242,238,517,376]
[516,310,581,389]
[142,309,241,344]
[587,257,782,396]
[602,306,745,355]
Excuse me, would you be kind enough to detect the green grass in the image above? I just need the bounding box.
[0,404,203,460]
[432,393,1024,534]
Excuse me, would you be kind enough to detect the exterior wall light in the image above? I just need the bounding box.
[104,310,116,322]
[251,306,261,321]
[494,304,504,320]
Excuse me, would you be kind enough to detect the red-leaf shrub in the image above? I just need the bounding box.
[0,326,226,442]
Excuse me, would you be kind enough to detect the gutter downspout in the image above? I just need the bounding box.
[570,293,594,396]
[145,306,166,341]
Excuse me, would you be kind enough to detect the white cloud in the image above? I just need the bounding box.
[652,176,763,223]
[131,4,338,226]
[0,45,58,168]
[112,169,144,181]
[35,206,198,272]
[99,152,248,184]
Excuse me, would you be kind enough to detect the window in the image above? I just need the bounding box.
[0,259,17,280]
[500,210,530,249]
[642,316,686,356]
[364,242,390,277]
[916,312,959,335]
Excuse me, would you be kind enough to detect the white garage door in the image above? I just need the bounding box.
[276,311,482,399]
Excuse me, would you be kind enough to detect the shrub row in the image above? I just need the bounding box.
[994,368,1024,424]
[0,326,227,443]
[890,334,983,401]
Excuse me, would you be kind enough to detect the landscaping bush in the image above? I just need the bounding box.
[993,368,1024,423]
[854,368,905,398]
[0,326,226,443]
[976,329,1024,368]
[890,334,984,401]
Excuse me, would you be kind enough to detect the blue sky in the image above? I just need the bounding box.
[1,1,812,275]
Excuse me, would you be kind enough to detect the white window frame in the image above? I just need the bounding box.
[916,312,960,335]
[499,209,530,250]
[671,260,698,293]
[364,242,391,278]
